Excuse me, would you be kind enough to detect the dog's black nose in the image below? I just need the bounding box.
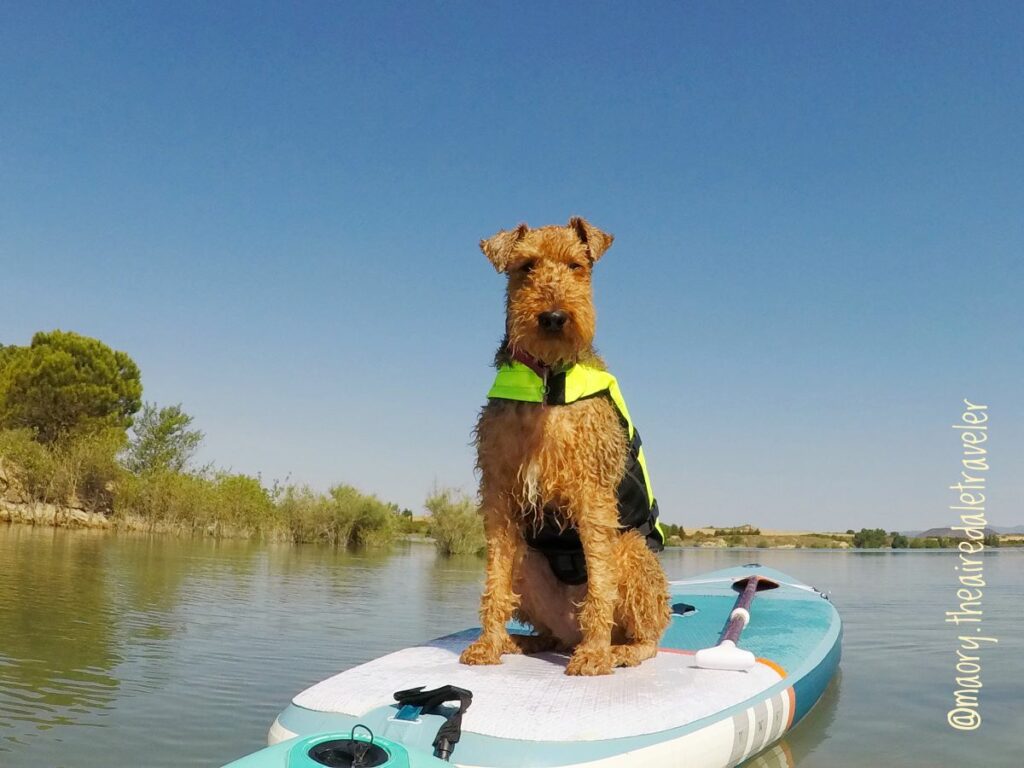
[538,311,568,332]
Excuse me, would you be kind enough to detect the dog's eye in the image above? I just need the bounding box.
[520,260,536,274]
[568,262,583,271]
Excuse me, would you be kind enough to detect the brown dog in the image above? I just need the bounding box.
[460,217,671,676]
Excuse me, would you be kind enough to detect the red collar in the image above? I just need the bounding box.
[510,348,550,379]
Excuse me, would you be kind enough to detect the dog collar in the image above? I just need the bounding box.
[509,348,550,380]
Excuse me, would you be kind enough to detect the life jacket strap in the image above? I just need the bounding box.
[632,500,666,552]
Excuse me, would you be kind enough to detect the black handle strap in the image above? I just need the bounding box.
[393,684,473,761]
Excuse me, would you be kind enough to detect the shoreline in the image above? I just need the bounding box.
[3,505,1018,551]
[0,499,315,541]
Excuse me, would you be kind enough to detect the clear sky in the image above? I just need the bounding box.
[2,2,1021,531]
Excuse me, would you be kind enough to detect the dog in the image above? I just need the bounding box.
[459,217,671,676]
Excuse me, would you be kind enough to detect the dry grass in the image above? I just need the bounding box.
[1,428,402,547]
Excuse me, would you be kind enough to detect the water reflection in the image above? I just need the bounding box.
[0,527,120,737]
[743,741,795,768]
[1,528,1020,768]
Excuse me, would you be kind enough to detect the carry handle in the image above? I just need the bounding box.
[393,684,473,761]
[393,684,472,713]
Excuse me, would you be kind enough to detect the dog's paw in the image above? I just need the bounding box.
[611,651,642,667]
[460,639,505,666]
[611,643,656,667]
[565,646,614,676]
[510,634,559,655]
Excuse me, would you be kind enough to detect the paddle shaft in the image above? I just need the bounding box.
[720,576,760,645]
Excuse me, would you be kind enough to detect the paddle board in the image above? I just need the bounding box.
[223,564,841,768]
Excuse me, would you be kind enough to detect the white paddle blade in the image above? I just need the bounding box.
[694,640,757,671]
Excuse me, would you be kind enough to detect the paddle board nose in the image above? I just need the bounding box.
[222,731,439,768]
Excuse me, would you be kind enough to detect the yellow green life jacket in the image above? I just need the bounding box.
[488,361,665,583]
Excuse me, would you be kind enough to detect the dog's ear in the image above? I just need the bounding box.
[480,223,528,273]
[569,216,614,263]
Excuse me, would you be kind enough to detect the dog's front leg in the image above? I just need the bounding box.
[566,501,619,676]
[460,504,523,665]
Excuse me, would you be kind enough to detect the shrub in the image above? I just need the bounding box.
[114,470,219,530]
[116,470,276,536]
[336,484,399,548]
[212,473,275,535]
[0,427,123,510]
[426,488,485,556]
[399,514,430,535]
[714,526,760,536]
[50,429,126,511]
[0,428,55,501]
[852,528,888,548]
[276,483,398,548]
[277,485,346,544]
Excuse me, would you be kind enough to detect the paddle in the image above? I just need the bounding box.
[695,575,777,671]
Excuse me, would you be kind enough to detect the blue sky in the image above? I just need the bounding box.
[2,2,1021,531]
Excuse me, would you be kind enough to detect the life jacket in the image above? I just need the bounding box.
[487,360,666,584]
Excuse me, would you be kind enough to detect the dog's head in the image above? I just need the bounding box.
[481,217,613,367]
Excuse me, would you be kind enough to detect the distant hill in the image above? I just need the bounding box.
[916,527,999,539]
[901,525,1022,537]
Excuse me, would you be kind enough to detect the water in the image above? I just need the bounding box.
[0,526,1021,768]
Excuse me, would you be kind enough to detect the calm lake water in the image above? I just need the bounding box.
[1,525,1021,767]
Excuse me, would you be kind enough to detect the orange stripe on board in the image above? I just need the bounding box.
[756,657,787,678]
[658,648,696,655]
[785,687,796,730]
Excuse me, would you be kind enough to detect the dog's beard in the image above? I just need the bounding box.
[507,324,591,368]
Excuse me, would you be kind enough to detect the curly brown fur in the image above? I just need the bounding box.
[461,217,671,676]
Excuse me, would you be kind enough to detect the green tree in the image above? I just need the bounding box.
[0,343,18,369]
[123,402,204,474]
[982,532,1000,548]
[0,331,142,443]
[891,533,909,548]
[852,528,888,548]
